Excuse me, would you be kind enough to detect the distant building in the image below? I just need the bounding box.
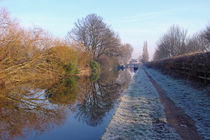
[125,59,140,68]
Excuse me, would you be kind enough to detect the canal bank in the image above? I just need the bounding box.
[102,66,210,140]
[102,67,181,140]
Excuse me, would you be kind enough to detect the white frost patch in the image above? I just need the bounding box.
[144,67,210,140]
[102,68,181,140]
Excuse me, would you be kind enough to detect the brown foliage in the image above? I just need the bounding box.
[0,8,90,87]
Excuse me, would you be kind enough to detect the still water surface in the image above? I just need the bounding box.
[0,69,132,140]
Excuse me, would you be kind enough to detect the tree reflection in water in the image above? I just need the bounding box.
[46,77,78,105]
[75,69,132,126]
[0,83,67,140]
[0,69,132,140]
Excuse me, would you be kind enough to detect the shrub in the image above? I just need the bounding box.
[63,64,78,75]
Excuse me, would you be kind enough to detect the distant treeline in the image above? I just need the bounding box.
[0,8,133,87]
[153,24,210,60]
[146,23,210,85]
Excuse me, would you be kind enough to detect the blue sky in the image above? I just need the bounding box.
[1,0,210,59]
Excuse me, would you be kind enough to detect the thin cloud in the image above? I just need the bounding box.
[121,11,167,23]
[120,8,189,23]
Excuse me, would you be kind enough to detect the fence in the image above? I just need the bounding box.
[146,52,210,85]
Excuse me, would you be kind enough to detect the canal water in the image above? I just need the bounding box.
[0,69,133,140]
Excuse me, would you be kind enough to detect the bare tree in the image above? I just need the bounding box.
[141,41,149,63]
[118,43,133,64]
[186,33,209,53]
[68,14,120,58]
[203,24,210,42]
[200,24,210,51]
[154,24,210,61]
[154,25,187,60]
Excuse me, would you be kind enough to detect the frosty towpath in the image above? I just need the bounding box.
[102,67,210,140]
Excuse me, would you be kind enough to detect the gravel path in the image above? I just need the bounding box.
[145,67,210,140]
[102,66,210,140]
[144,69,202,140]
[102,68,181,140]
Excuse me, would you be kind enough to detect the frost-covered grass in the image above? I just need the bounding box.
[145,66,210,140]
[102,68,181,140]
